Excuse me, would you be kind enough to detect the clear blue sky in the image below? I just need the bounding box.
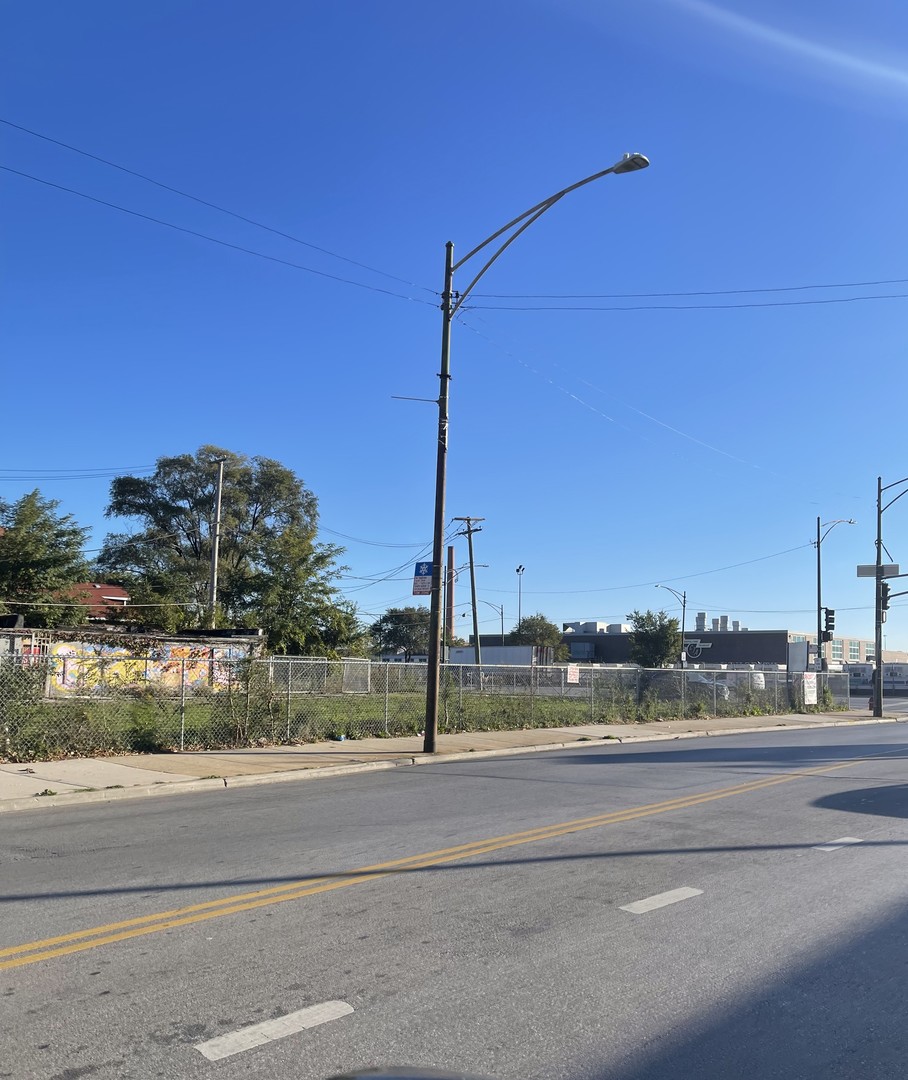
[3,0,908,647]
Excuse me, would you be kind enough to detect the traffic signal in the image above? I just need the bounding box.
[824,607,835,634]
[882,583,891,611]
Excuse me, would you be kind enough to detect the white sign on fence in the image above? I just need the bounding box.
[566,664,580,684]
[803,672,818,706]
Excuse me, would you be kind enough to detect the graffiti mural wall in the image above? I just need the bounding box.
[47,640,254,696]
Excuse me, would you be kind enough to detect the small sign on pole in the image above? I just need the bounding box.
[857,564,900,578]
[412,561,432,596]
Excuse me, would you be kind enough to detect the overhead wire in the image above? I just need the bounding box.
[0,117,436,295]
[464,293,908,312]
[471,276,908,299]
[0,164,437,306]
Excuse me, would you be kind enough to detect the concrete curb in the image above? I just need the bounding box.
[1,714,905,815]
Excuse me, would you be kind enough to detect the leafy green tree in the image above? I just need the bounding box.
[96,446,359,655]
[510,612,568,660]
[0,490,89,628]
[370,606,430,660]
[626,609,681,668]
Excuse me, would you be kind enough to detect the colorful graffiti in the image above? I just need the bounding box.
[47,640,253,696]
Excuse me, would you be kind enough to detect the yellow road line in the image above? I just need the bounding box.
[0,754,872,971]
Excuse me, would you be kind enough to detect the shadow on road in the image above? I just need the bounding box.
[594,898,908,1080]
[4,838,908,905]
[813,782,908,818]
[559,740,908,769]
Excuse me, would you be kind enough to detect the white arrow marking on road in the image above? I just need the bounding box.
[620,887,703,914]
[812,836,864,852]
[194,1000,353,1061]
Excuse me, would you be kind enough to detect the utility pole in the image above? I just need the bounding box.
[875,477,884,718]
[454,517,484,668]
[443,545,455,656]
[208,458,226,630]
[516,565,525,627]
[816,516,824,674]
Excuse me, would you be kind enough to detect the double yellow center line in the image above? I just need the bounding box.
[0,755,869,970]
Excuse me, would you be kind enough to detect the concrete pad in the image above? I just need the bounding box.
[0,767,83,798]
[7,759,198,788]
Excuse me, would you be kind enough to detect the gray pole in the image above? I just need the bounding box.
[816,515,823,674]
[874,477,884,717]
[680,590,687,668]
[423,242,455,754]
[208,458,225,630]
[516,565,525,627]
[454,517,484,669]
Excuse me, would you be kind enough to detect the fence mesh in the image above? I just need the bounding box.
[0,655,851,762]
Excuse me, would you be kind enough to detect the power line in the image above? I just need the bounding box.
[0,164,436,306]
[466,293,908,312]
[471,276,908,299]
[0,117,436,295]
[479,543,814,595]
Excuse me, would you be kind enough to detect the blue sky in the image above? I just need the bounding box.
[3,0,908,647]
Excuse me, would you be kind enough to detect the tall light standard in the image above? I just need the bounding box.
[814,517,855,672]
[422,153,650,752]
[477,599,506,646]
[655,585,687,667]
[515,565,525,627]
[873,475,908,717]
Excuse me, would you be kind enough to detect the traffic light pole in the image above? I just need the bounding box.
[875,477,884,717]
[874,474,908,718]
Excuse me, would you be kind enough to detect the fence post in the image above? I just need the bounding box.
[286,659,293,741]
[179,658,186,751]
[384,662,390,734]
[589,668,594,723]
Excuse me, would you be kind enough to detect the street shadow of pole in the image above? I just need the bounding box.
[813,783,908,818]
[590,898,908,1080]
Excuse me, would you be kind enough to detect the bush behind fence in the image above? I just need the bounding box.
[0,656,850,762]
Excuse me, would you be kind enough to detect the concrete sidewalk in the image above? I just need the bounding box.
[1,709,903,814]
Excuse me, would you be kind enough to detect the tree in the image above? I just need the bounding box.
[626,609,681,668]
[96,446,360,655]
[0,491,89,628]
[370,606,430,660]
[510,612,568,660]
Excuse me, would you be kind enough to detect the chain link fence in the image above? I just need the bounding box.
[0,655,851,762]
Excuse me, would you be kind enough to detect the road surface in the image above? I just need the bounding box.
[3,722,908,1079]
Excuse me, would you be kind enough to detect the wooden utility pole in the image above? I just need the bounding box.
[454,517,484,668]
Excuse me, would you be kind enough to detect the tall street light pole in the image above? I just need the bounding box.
[208,458,226,630]
[515,565,525,627]
[477,598,505,646]
[655,584,686,667]
[423,153,650,752]
[815,517,855,673]
[874,475,908,717]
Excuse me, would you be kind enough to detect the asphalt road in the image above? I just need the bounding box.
[3,722,908,1080]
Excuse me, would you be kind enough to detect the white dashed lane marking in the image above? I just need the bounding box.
[620,887,703,914]
[194,1000,354,1062]
[813,836,864,852]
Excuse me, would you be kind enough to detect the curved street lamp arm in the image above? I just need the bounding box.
[451,197,563,317]
[655,584,685,605]
[453,163,624,272]
[882,485,908,515]
[449,153,647,316]
[819,518,856,545]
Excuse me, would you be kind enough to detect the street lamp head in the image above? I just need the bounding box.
[516,565,525,574]
[612,152,650,174]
